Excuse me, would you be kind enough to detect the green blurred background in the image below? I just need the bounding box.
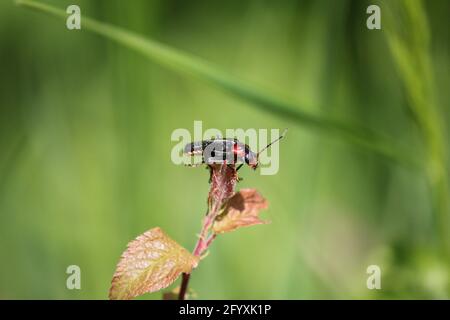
[0,0,449,299]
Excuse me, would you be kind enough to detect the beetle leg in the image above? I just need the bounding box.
[236,163,244,172]
[184,158,205,167]
[184,162,204,168]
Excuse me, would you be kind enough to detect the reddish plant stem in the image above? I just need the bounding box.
[178,164,237,300]
[178,273,190,300]
[178,205,219,300]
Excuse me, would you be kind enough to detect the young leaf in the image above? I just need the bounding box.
[213,189,269,234]
[109,227,199,300]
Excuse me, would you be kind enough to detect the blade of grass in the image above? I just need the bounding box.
[16,0,419,168]
[384,0,449,254]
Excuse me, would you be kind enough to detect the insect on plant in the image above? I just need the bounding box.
[108,128,287,300]
[108,129,287,300]
[183,128,288,171]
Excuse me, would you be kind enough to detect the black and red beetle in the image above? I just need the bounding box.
[183,129,287,171]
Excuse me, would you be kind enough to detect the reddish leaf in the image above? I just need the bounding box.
[109,227,199,300]
[213,189,269,234]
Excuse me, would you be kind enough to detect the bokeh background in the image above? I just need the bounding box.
[0,0,449,299]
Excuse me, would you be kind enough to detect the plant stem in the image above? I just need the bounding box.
[178,273,190,300]
[178,165,237,300]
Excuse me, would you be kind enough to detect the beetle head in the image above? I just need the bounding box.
[245,150,258,170]
[246,128,288,171]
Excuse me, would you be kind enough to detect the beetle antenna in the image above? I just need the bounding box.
[257,128,288,158]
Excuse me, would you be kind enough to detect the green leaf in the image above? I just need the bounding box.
[109,227,199,300]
